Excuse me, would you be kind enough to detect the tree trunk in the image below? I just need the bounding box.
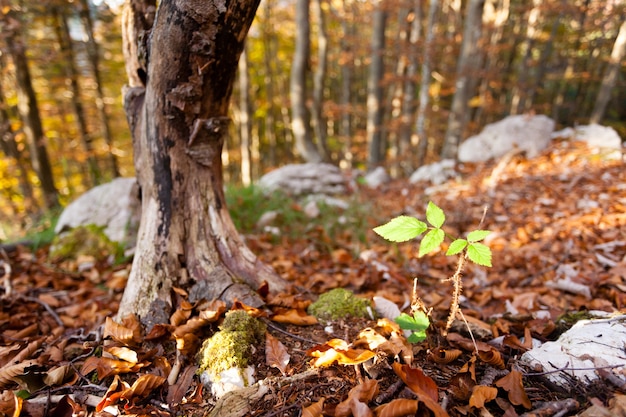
[311,0,330,161]
[77,0,120,178]
[590,18,626,124]
[52,4,102,187]
[441,0,483,160]
[118,0,287,321]
[339,0,354,168]
[0,4,59,209]
[238,44,252,186]
[366,1,387,169]
[290,0,322,163]
[415,0,438,167]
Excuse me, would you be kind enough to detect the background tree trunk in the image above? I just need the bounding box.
[441,0,483,160]
[52,5,102,187]
[311,0,330,161]
[118,0,286,321]
[0,6,59,209]
[590,18,626,124]
[291,0,322,162]
[77,0,120,178]
[366,1,387,170]
[238,44,252,186]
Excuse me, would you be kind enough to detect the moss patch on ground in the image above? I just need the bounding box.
[307,288,374,323]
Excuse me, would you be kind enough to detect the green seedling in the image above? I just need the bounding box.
[374,201,493,343]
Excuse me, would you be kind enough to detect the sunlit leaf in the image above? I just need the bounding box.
[467,242,492,267]
[271,308,318,325]
[469,385,498,408]
[425,201,445,228]
[467,229,491,242]
[307,339,376,367]
[418,228,445,257]
[446,239,467,256]
[373,216,427,242]
[375,399,418,417]
[392,363,449,417]
[335,379,378,417]
[302,398,324,417]
[394,312,429,331]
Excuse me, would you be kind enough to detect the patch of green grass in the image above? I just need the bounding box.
[1,208,61,249]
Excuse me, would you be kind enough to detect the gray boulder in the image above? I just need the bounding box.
[409,159,456,185]
[458,115,555,162]
[55,177,141,247]
[552,124,622,150]
[258,163,348,196]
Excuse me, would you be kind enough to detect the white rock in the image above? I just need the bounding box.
[55,178,140,246]
[458,115,555,162]
[520,314,626,387]
[573,124,622,149]
[258,163,348,196]
[303,200,320,218]
[200,366,256,398]
[409,159,456,185]
[363,167,390,188]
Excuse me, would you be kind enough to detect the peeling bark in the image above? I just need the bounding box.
[118,0,287,321]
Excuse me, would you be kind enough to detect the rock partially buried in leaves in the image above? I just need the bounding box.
[55,177,141,249]
[308,288,375,323]
[258,163,349,196]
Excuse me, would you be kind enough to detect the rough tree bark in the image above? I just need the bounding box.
[366,1,387,170]
[118,0,287,321]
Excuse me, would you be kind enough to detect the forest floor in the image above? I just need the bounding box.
[1,140,626,417]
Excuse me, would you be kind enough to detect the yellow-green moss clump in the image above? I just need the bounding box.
[307,288,374,323]
[197,310,267,378]
[50,225,121,261]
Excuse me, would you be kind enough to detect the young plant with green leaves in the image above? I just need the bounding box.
[374,201,493,342]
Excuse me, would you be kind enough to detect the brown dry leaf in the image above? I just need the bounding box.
[469,385,498,409]
[121,374,166,401]
[0,359,39,390]
[477,347,505,369]
[307,339,376,367]
[80,356,147,380]
[104,346,138,363]
[96,374,127,412]
[448,372,475,402]
[271,308,318,325]
[198,300,227,321]
[335,379,378,417]
[104,316,140,346]
[43,365,76,387]
[231,300,267,318]
[495,370,531,409]
[302,398,325,417]
[429,348,463,364]
[374,398,418,417]
[170,301,193,326]
[392,363,449,417]
[265,332,290,376]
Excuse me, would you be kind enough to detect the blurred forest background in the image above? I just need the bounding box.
[0,0,624,240]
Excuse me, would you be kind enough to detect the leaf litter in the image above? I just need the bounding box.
[1,140,626,416]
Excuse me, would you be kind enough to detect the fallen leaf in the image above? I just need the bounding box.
[307,339,376,367]
[266,333,290,375]
[469,385,498,408]
[374,398,418,417]
[271,308,318,325]
[335,379,378,417]
[495,370,531,409]
[302,398,325,417]
[392,363,449,417]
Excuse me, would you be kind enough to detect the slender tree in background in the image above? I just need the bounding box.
[77,0,120,177]
[0,79,36,212]
[291,0,323,162]
[590,18,626,124]
[441,0,483,160]
[0,4,59,209]
[339,0,354,168]
[238,44,252,186]
[118,0,287,319]
[311,0,330,161]
[415,0,438,166]
[52,4,102,187]
[366,0,387,170]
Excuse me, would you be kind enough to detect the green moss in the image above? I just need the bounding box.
[197,311,267,378]
[307,288,374,323]
[49,224,122,262]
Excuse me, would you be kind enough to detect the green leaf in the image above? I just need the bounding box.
[407,330,427,343]
[425,202,445,228]
[418,228,445,257]
[467,229,491,243]
[446,239,467,256]
[373,216,427,242]
[467,242,492,267]
[395,313,421,330]
[411,310,430,329]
